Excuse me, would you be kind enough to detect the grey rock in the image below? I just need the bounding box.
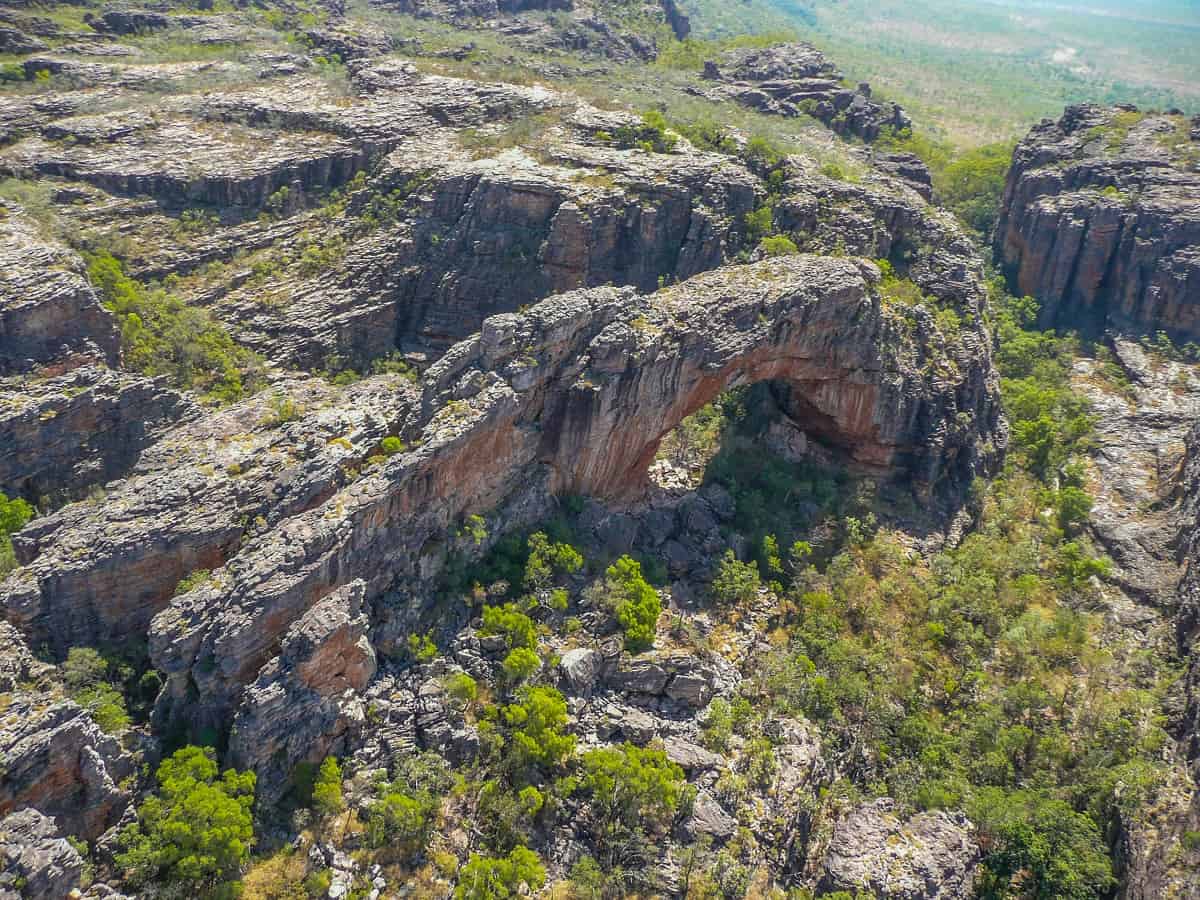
[0,809,83,899]
[682,790,736,841]
[820,798,979,900]
[559,647,602,695]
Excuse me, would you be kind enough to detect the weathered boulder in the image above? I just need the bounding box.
[559,647,602,695]
[820,799,979,899]
[141,255,1000,734]
[229,580,377,808]
[0,809,84,899]
[995,104,1200,338]
[0,694,135,840]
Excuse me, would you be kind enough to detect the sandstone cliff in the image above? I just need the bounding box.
[995,104,1200,338]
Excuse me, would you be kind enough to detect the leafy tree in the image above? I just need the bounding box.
[116,746,255,894]
[62,647,130,734]
[501,647,540,684]
[523,531,583,590]
[502,685,575,769]
[0,490,32,577]
[366,790,437,858]
[581,744,686,831]
[455,846,546,900]
[758,234,799,257]
[311,756,344,818]
[481,603,538,651]
[445,671,479,708]
[595,556,661,653]
[711,551,761,604]
[971,790,1114,899]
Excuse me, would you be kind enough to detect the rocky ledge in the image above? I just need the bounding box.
[995,104,1200,338]
[700,42,911,143]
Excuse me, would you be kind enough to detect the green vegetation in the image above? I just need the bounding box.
[589,556,662,652]
[601,110,679,153]
[501,685,575,770]
[680,0,1199,144]
[878,128,1015,238]
[456,846,546,900]
[86,251,264,403]
[116,746,256,896]
[62,647,131,734]
[711,550,762,603]
[0,490,33,577]
[655,31,800,70]
[311,757,344,819]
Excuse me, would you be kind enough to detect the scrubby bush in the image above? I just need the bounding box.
[481,603,538,651]
[311,756,344,818]
[86,251,264,403]
[758,234,799,257]
[592,556,661,652]
[62,647,131,734]
[116,746,255,894]
[502,685,574,769]
[523,531,583,590]
[711,551,761,604]
[0,491,33,577]
[455,846,545,900]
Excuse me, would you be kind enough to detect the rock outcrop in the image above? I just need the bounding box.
[142,254,999,735]
[0,809,84,900]
[229,580,377,808]
[0,693,135,840]
[995,104,1200,338]
[819,799,979,899]
[3,373,412,654]
[701,43,911,142]
[0,212,117,375]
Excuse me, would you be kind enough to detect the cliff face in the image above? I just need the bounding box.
[995,104,1200,338]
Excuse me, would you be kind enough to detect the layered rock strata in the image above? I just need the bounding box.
[995,104,1200,338]
[137,254,1000,736]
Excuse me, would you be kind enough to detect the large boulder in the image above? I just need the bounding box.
[228,580,378,808]
[820,798,979,899]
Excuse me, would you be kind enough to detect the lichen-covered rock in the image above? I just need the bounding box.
[819,798,979,899]
[0,366,194,504]
[0,808,84,899]
[0,212,118,375]
[2,374,411,654]
[229,580,377,808]
[0,694,135,840]
[995,104,1200,338]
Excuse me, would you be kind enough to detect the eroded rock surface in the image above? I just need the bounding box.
[819,799,979,899]
[229,579,377,808]
[0,809,84,900]
[701,42,910,142]
[995,104,1200,338]
[143,254,999,735]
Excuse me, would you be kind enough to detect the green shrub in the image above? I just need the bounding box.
[607,111,678,154]
[501,647,540,684]
[311,756,344,818]
[116,746,255,894]
[455,846,546,900]
[85,251,264,403]
[62,648,130,734]
[758,234,798,257]
[0,491,33,577]
[502,685,575,769]
[366,790,437,857]
[523,531,583,590]
[445,671,479,707]
[711,551,762,604]
[593,556,661,653]
[380,436,405,455]
[407,632,439,663]
[581,743,686,831]
[480,603,537,651]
